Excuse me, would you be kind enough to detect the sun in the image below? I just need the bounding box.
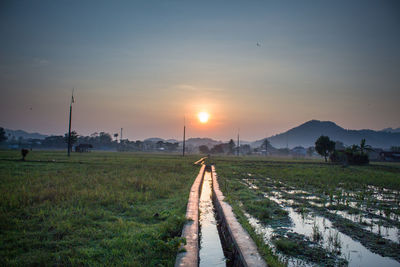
[198,111,210,123]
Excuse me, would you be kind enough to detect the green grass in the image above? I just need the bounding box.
[0,150,199,266]
[213,156,400,192]
[273,238,300,255]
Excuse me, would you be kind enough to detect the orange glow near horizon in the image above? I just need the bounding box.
[198,111,210,124]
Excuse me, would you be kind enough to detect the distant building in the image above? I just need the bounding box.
[291,146,306,157]
[379,151,400,162]
[75,144,93,152]
[368,148,383,161]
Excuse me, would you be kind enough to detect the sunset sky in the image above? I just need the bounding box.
[1,1,399,141]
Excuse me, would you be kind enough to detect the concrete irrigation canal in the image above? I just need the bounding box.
[175,162,266,267]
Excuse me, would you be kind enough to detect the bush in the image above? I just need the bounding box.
[330,148,369,165]
[329,150,346,163]
[346,152,369,165]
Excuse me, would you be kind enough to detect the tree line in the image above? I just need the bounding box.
[0,128,179,152]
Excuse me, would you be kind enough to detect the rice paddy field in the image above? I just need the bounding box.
[212,156,400,267]
[0,150,199,266]
[2,151,400,267]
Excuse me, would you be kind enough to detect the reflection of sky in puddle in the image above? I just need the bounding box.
[330,210,399,244]
[309,201,325,207]
[199,171,226,267]
[242,177,400,266]
[242,178,259,190]
[264,195,400,267]
[285,189,309,195]
[284,207,400,267]
[244,211,312,267]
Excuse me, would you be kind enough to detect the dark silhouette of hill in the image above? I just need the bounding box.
[186,138,222,147]
[382,127,400,133]
[143,137,221,147]
[144,137,165,142]
[256,120,400,149]
[4,121,400,150]
[5,129,48,140]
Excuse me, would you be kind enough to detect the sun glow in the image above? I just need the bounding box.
[198,111,210,123]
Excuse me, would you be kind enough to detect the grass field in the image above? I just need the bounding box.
[0,150,199,266]
[211,156,400,266]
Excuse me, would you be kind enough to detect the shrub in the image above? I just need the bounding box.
[345,151,369,165]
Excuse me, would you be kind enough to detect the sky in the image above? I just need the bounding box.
[1,0,399,141]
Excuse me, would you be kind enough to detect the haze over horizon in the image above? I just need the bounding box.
[1,1,399,141]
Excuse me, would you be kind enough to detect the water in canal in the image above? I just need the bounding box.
[199,170,226,267]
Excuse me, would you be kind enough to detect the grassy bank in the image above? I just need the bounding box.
[0,150,198,266]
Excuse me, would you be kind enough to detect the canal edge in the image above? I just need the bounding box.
[211,165,268,267]
[175,164,206,267]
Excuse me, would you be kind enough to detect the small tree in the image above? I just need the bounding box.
[315,135,335,162]
[21,149,29,161]
[342,139,371,165]
[210,144,224,154]
[0,127,7,143]
[359,138,373,154]
[228,139,235,154]
[64,131,78,150]
[113,133,119,142]
[262,139,270,156]
[199,145,209,154]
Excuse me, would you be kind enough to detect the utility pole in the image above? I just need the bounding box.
[182,117,186,157]
[67,88,75,157]
[237,128,240,156]
[120,128,123,142]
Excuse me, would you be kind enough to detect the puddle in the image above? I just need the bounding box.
[199,170,226,267]
[251,178,400,237]
[243,178,400,266]
[285,189,310,195]
[330,209,400,244]
[242,178,259,190]
[283,207,399,267]
[244,211,311,267]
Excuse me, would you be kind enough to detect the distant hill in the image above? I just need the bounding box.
[142,137,221,148]
[166,139,179,143]
[254,120,400,149]
[144,137,165,142]
[186,137,222,148]
[4,129,48,140]
[382,127,400,133]
[4,121,400,149]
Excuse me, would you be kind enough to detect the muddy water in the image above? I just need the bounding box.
[199,170,226,267]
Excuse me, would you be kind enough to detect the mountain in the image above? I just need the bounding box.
[4,129,48,140]
[144,137,165,142]
[255,120,400,149]
[382,127,400,133]
[142,137,221,147]
[186,138,222,148]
